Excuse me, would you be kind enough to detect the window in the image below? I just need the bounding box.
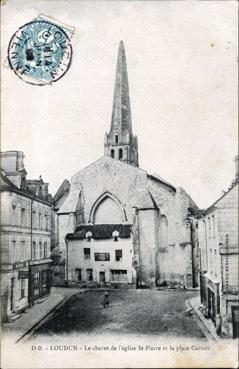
[111,149,115,158]
[84,248,91,260]
[111,270,127,282]
[39,213,42,229]
[20,241,25,261]
[212,215,215,237]
[115,134,119,144]
[32,242,37,260]
[86,231,92,242]
[41,271,48,293]
[33,211,36,229]
[115,250,122,261]
[12,204,18,226]
[38,186,42,198]
[87,269,93,281]
[208,217,211,230]
[12,240,16,262]
[39,242,43,258]
[13,242,20,262]
[47,214,51,230]
[44,242,48,258]
[94,253,110,261]
[75,268,82,281]
[112,230,119,241]
[20,279,25,298]
[44,214,48,230]
[21,208,26,227]
[119,148,123,160]
[33,272,40,296]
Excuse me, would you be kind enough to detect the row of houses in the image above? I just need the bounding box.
[0,151,52,321]
[196,159,238,339]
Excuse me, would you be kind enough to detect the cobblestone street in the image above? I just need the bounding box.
[33,289,205,339]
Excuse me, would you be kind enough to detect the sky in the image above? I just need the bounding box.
[1,0,238,209]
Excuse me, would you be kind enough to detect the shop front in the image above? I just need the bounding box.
[28,262,51,305]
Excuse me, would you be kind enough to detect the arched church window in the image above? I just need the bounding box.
[91,194,124,224]
[119,148,123,160]
[111,149,115,158]
[115,134,119,144]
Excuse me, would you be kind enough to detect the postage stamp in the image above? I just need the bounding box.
[8,17,73,86]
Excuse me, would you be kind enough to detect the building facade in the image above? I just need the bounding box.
[53,41,199,289]
[197,160,239,339]
[66,225,133,287]
[1,151,52,321]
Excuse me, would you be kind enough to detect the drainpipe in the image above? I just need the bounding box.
[186,215,195,288]
[29,194,35,307]
[65,236,68,287]
[190,221,195,288]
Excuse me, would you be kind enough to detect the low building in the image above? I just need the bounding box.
[197,157,239,339]
[0,151,53,321]
[66,224,133,287]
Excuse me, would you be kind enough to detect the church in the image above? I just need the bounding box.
[53,41,199,288]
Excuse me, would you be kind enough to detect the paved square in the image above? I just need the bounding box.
[34,289,205,339]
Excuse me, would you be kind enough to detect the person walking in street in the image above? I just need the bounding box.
[102,291,109,308]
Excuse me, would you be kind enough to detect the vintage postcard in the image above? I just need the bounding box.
[1,0,238,368]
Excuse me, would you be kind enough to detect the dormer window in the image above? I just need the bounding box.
[112,230,119,242]
[115,134,119,144]
[86,231,92,242]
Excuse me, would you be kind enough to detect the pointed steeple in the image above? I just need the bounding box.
[104,41,139,167]
[110,40,132,135]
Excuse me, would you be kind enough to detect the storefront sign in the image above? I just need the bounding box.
[18,270,29,279]
[30,262,51,272]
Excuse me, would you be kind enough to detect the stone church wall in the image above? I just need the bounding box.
[137,209,159,286]
[147,179,197,287]
[56,157,198,288]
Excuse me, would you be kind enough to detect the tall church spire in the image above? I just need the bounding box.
[104,41,139,166]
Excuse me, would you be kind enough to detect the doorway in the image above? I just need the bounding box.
[232,306,239,339]
[99,272,106,287]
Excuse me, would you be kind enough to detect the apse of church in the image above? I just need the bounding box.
[54,41,199,288]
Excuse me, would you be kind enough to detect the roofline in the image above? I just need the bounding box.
[197,181,238,217]
[205,182,238,215]
[147,174,176,192]
[1,185,53,206]
[53,178,70,201]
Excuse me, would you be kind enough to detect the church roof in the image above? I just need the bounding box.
[53,179,70,203]
[57,188,81,214]
[147,173,176,192]
[66,224,132,240]
[57,155,180,214]
[131,188,158,209]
